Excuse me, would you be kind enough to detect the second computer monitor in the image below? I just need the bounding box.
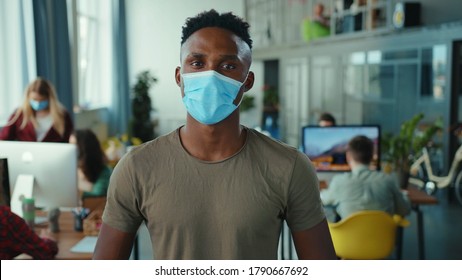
[301,125,381,172]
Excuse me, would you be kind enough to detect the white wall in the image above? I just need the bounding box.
[125,0,268,136]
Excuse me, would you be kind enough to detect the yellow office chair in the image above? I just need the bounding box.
[328,210,410,259]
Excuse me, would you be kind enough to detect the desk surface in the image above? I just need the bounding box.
[319,180,438,206]
[36,211,94,260]
[406,185,438,205]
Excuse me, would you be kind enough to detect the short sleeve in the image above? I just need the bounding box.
[102,154,144,233]
[286,152,325,232]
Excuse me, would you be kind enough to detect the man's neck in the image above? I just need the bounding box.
[350,161,370,172]
[179,113,246,161]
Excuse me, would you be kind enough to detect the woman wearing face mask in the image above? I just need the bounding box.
[0,77,74,142]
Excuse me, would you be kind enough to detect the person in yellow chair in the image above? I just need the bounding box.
[321,135,411,220]
[69,129,112,200]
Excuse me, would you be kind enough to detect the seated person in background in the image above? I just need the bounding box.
[0,204,58,259]
[0,77,74,142]
[318,112,336,127]
[320,135,411,220]
[69,129,112,200]
[313,3,330,28]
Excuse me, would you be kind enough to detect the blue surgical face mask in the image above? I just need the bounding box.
[29,99,49,111]
[181,70,246,125]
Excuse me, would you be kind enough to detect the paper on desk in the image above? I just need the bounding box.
[70,236,98,253]
[35,216,48,225]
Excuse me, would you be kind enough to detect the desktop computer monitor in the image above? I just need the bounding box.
[301,125,381,174]
[0,141,78,214]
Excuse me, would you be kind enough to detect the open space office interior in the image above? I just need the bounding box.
[1,0,461,263]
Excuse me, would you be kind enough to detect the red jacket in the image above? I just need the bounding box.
[0,110,74,143]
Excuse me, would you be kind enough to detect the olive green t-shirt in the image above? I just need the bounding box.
[103,127,325,259]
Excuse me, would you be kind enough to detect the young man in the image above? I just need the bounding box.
[94,10,335,260]
[321,135,411,220]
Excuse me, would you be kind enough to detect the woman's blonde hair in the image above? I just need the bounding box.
[8,78,66,137]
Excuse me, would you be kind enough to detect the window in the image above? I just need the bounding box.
[343,52,366,97]
[421,45,447,100]
[0,0,36,126]
[368,64,394,99]
[75,0,113,109]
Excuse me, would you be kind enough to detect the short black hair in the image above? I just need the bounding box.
[319,112,336,125]
[347,135,374,165]
[181,9,253,49]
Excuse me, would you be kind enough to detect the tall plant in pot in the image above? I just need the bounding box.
[130,70,158,143]
[381,113,443,188]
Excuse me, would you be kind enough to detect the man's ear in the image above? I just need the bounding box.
[346,150,354,166]
[243,71,255,92]
[175,67,181,87]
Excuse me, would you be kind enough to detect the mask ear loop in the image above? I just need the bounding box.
[236,71,251,107]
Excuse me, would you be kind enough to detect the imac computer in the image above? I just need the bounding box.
[301,125,381,182]
[0,141,78,215]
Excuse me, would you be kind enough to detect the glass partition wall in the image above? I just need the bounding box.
[279,42,452,172]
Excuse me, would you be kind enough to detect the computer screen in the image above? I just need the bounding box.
[0,141,78,212]
[301,125,381,172]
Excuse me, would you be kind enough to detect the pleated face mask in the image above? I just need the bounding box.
[181,70,246,125]
[29,99,49,111]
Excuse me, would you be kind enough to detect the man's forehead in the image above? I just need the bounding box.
[184,26,241,42]
[180,27,251,60]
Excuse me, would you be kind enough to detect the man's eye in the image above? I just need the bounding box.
[222,64,236,70]
[191,61,203,67]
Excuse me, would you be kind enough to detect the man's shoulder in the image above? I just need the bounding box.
[247,127,298,154]
[122,130,179,161]
[367,170,395,182]
[351,168,397,188]
[246,128,313,175]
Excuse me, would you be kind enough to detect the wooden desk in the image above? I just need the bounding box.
[397,185,438,260]
[36,210,94,260]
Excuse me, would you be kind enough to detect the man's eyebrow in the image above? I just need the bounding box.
[187,53,239,60]
[188,52,206,58]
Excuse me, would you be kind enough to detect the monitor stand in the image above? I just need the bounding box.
[10,174,34,217]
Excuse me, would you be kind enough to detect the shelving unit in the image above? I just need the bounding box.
[245,0,393,49]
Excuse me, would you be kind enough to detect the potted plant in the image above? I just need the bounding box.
[130,70,158,143]
[381,113,443,188]
[239,95,255,112]
[261,85,279,131]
